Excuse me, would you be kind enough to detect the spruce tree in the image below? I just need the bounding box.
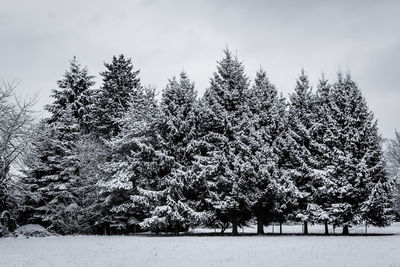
[328,73,395,234]
[311,75,337,234]
[22,58,95,233]
[193,49,253,235]
[45,57,95,133]
[97,86,162,234]
[139,72,210,235]
[22,107,82,233]
[248,69,294,234]
[92,54,141,138]
[286,70,319,234]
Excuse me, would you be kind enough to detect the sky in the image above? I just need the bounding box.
[1,0,399,138]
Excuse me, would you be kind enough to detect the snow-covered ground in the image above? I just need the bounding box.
[1,223,400,267]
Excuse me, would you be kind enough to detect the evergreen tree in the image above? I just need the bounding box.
[22,108,82,233]
[92,54,141,138]
[139,72,210,235]
[96,86,162,234]
[247,69,295,234]
[193,49,253,235]
[286,70,319,234]
[310,75,337,234]
[328,73,395,234]
[22,59,95,233]
[45,57,95,133]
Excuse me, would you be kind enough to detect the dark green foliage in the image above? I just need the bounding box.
[45,57,95,133]
[193,49,253,234]
[92,54,141,138]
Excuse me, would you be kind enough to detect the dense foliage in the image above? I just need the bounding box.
[3,50,396,236]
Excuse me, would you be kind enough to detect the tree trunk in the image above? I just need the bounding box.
[232,218,239,236]
[174,225,179,236]
[279,222,282,235]
[220,223,227,233]
[257,216,264,235]
[342,225,349,235]
[303,221,308,235]
[324,221,329,235]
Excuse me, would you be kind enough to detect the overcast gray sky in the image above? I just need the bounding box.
[1,0,399,138]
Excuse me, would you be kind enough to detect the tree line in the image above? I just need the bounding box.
[1,49,396,236]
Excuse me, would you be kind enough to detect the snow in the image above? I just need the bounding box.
[1,223,400,267]
[18,224,47,232]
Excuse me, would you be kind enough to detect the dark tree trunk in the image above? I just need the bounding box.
[220,223,228,233]
[303,221,308,235]
[279,222,282,235]
[257,216,264,235]
[324,221,329,235]
[342,225,349,235]
[232,218,239,236]
[174,225,179,236]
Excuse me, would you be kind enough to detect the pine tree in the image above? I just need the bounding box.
[310,75,337,234]
[92,54,141,138]
[139,72,210,235]
[193,49,253,235]
[286,70,319,234]
[328,73,395,234]
[22,58,95,233]
[96,86,162,234]
[22,107,82,233]
[45,57,95,133]
[247,69,294,234]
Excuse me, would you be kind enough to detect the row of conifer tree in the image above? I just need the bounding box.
[15,49,395,235]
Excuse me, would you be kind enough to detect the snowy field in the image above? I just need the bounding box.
[1,223,400,267]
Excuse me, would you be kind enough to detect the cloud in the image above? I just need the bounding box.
[0,0,399,137]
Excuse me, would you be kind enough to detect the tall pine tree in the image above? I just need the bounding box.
[286,70,320,234]
[22,58,95,233]
[96,86,163,234]
[247,69,295,234]
[92,54,141,138]
[139,72,210,235]
[46,57,95,133]
[328,73,395,234]
[193,49,253,235]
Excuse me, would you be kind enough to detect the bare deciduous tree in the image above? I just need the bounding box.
[0,79,36,210]
[385,131,400,218]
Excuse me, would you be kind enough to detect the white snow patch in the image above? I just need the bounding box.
[0,223,399,267]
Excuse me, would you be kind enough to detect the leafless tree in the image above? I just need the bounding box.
[386,132,400,177]
[385,131,400,217]
[0,79,36,210]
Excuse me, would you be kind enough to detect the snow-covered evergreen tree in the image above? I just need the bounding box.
[92,54,141,138]
[139,72,211,235]
[45,57,95,133]
[286,70,320,234]
[247,69,295,234]
[193,49,253,235]
[96,86,163,234]
[308,75,337,234]
[22,58,95,233]
[22,107,83,234]
[327,73,395,234]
